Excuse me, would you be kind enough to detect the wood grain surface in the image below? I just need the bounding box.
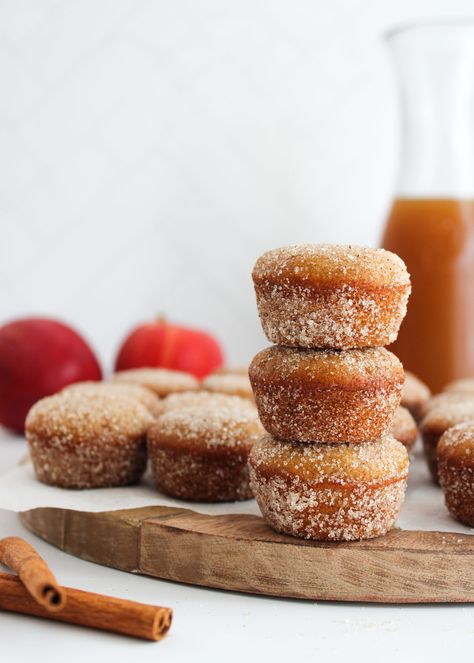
[20,506,474,604]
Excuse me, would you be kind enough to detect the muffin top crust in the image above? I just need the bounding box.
[402,370,431,404]
[249,345,404,390]
[438,422,474,467]
[62,381,161,416]
[26,391,154,445]
[201,373,254,399]
[148,400,263,452]
[249,434,409,485]
[421,400,474,435]
[252,244,410,289]
[112,367,198,396]
[443,378,474,394]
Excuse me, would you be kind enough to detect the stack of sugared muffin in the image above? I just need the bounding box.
[248,244,412,541]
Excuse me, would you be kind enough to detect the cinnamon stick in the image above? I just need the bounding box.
[0,537,65,611]
[0,572,172,641]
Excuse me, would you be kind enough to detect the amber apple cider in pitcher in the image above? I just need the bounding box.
[383,198,474,392]
[382,24,474,392]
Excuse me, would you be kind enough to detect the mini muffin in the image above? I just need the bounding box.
[401,371,431,421]
[252,244,411,349]
[249,434,409,541]
[419,392,474,420]
[112,367,198,397]
[62,381,162,417]
[155,391,256,416]
[148,401,263,501]
[420,401,474,483]
[201,373,254,401]
[26,392,154,489]
[438,423,474,526]
[443,378,474,394]
[390,405,417,453]
[249,346,404,443]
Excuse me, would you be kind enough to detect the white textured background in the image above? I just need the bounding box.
[1,0,473,370]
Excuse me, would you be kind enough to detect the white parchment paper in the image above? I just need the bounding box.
[0,450,472,535]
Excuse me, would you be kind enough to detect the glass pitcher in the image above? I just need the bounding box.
[382,21,474,393]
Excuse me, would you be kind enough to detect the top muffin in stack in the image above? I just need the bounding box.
[248,244,411,541]
[251,244,410,349]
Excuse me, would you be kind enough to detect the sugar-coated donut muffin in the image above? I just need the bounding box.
[155,391,255,416]
[438,423,474,527]
[201,373,254,401]
[401,371,431,421]
[62,381,162,417]
[420,401,474,483]
[148,401,263,501]
[249,346,403,443]
[390,406,417,453]
[249,434,408,541]
[112,367,198,397]
[26,392,154,489]
[419,392,474,420]
[252,244,411,349]
[443,378,474,394]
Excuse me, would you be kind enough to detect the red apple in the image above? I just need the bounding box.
[115,318,224,379]
[0,317,102,433]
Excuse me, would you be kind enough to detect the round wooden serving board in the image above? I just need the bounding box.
[20,505,474,603]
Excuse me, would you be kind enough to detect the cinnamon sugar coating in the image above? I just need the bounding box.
[420,401,474,483]
[438,423,474,526]
[112,368,198,397]
[419,392,474,420]
[62,381,162,417]
[443,378,474,394]
[148,401,263,501]
[155,391,256,416]
[401,371,431,421]
[249,346,404,443]
[201,373,254,401]
[390,406,417,453]
[26,392,154,489]
[252,244,411,349]
[248,434,408,541]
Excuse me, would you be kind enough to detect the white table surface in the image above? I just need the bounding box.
[0,428,473,662]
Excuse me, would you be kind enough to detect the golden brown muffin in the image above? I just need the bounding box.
[401,371,431,421]
[390,405,417,453]
[438,423,474,526]
[155,391,256,416]
[249,346,404,443]
[419,392,474,420]
[443,378,474,394]
[201,373,254,401]
[248,434,408,541]
[62,381,162,417]
[26,392,154,489]
[420,401,474,483]
[252,244,411,349]
[112,367,198,397]
[148,401,263,501]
